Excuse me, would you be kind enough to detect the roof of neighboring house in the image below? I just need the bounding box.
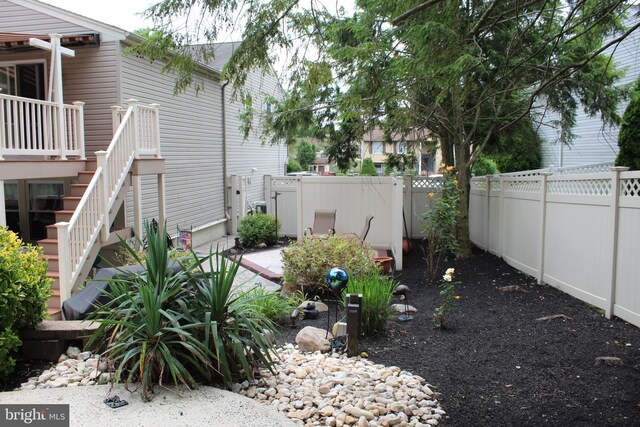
[363,128,429,142]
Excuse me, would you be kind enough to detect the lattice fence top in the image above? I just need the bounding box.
[504,179,542,193]
[558,162,614,174]
[471,180,487,191]
[498,161,614,177]
[621,178,640,198]
[273,178,297,187]
[547,178,612,196]
[411,177,443,190]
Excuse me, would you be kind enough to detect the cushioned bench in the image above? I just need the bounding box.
[62,262,183,321]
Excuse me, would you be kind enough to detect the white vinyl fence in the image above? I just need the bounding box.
[264,175,404,269]
[469,167,640,328]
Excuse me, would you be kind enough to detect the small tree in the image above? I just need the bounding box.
[287,158,302,173]
[361,158,377,176]
[616,77,640,170]
[297,140,317,171]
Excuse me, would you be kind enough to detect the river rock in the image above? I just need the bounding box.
[295,326,333,353]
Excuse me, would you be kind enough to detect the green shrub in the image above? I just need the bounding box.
[361,158,377,176]
[287,157,302,173]
[88,221,277,400]
[422,165,459,281]
[472,155,499,176]
[239,286,301,325]
[345,275,396,336]
[282,235,378,296]
[0,227,51,377]
[238,213,280,247]
[616,76,640,170]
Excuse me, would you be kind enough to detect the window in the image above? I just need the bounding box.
[28,182,63,241]
[372,142,383,154]
[0,63,46,99]
[397,142,407,154]
[4,182,20,237]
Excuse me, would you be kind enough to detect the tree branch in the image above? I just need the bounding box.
[392,0,447,26]
[501,20,640,131]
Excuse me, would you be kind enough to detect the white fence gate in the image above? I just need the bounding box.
[469,167,640,328]
[264,175,403,269]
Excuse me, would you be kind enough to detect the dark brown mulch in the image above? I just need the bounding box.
[277,240,640,427]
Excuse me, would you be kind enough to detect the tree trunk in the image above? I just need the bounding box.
[454,140,472,259]
[439,126,454,167]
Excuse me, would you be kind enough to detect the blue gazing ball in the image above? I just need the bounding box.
[327,267,348,294]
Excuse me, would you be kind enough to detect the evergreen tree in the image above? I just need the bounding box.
[361,158,377,176]
[616,77,640,170]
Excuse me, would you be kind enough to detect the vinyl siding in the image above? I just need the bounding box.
[62,42,119,155]
[119,51,225,235]
[225,68,287,204]
[0,0,92,34]
[538,23,640,168]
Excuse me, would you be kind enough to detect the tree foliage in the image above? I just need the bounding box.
[297,140,317,170]
[616,76,640,170]
[138,0,637,257]
[361,158,377,176]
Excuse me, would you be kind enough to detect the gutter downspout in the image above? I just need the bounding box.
[222,80,230,230]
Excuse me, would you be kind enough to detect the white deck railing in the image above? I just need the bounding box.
[56,100,160,302]
[0,93,85,160]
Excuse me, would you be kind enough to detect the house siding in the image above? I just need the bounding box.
[224,68,287,205]
[62,42,119,155]
[538,22,640,168]
[119,50,225,236]
[0,0,92,34]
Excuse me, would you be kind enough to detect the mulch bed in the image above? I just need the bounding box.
[277,240,640,426]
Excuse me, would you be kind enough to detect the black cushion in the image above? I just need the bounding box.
[62,261,184,320]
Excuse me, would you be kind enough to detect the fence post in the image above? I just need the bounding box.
[484,176,491,252]
[403,175,412,238]
[96,150,110,241]
[229,174,239,235]
[73,101,85,159]
[56,222,71,302]
[296,177,304,241]
[606,167,629,318]
[537,172,551,285]
[264,175,273,213]
[499,174,506,258]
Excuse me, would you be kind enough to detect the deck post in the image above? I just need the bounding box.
[0,180,5,227]
[56,221,71,302]
[96,151,109,241]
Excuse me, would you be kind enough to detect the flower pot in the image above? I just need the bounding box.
[372,256,394,275]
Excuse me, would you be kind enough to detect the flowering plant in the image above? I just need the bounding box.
[422,164,460,281]
[433,267,460,329]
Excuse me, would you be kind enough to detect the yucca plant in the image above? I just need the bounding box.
[183,249,278,387]
[88,221,211,400]
[345,275,397,336]
[89,221,280,399]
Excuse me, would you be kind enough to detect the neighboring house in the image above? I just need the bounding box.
[361,128,436,175]
[0,0,285,317]
[536,19,640,168]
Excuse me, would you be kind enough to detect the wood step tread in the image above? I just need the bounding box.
[39,238,58,244]
[46,308,62,320]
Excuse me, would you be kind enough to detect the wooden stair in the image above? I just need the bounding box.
[37,161,131,320]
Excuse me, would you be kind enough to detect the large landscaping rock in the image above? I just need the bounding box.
[295,326,333,353]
